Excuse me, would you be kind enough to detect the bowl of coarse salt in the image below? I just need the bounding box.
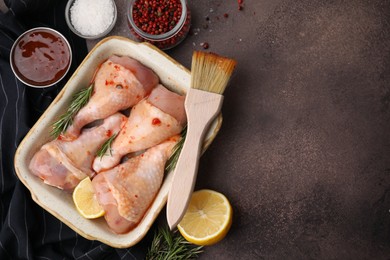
[65,0,117,39]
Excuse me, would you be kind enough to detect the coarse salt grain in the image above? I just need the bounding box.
[70,0,115,36]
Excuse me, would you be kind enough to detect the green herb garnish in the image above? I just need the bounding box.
[51,84,94,138]
[165,125,187,172]
[146,225,203,260]
[96,133,118,158]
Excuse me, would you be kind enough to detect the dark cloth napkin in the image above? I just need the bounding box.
[0,1,149,259]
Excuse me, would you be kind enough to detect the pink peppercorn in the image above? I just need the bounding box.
[201,42,209,49]
[238,0,244,10]
[132,0,182,34]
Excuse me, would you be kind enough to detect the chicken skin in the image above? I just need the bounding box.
[29,113,127,190]
[92,136,179,234]
[92,84,186,172]
[63,55,159,141]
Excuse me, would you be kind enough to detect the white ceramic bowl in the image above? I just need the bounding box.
[14,36,222,248]
[65,0,117,40]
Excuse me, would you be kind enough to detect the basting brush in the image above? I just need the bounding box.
[167,51,236,230]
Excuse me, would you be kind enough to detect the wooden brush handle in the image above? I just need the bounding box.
[167,88,224,229]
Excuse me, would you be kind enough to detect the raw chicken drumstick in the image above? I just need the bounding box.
[62,55,159,141]
[92,84,186,172]
[29,113,127,190]
[92,136,179,234]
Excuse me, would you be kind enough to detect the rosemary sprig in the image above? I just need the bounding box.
[96,133,117,158]
[165,125,187,172]
[51,84,94,138]
[146,226,203,260]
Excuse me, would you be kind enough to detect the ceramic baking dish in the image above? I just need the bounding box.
[14,36,222,248]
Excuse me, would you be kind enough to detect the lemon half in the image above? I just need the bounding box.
[177,189,233,246]
[72,177,105,219]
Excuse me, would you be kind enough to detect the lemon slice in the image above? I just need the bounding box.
[72,177,105,219]
[177,189,233,246]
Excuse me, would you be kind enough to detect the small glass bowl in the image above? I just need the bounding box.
[65,0,117,40]
[127,0,191,50]
[10,27,72,88]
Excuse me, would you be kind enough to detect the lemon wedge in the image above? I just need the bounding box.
[72,177,105,219]
[177,189,233,246]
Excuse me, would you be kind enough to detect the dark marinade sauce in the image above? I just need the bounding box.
[12,29,70,86]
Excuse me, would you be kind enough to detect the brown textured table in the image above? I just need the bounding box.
[89,0,390,258]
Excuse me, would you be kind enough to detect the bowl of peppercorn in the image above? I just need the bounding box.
[127,0,191,50]
[65,0,117,40]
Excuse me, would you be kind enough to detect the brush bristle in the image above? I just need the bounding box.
[191,51,236,94]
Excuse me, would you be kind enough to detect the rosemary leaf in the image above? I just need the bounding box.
[96,133,117,158]
[146,226,203,260]
[165,125,187,172]
[50,84,94,138]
